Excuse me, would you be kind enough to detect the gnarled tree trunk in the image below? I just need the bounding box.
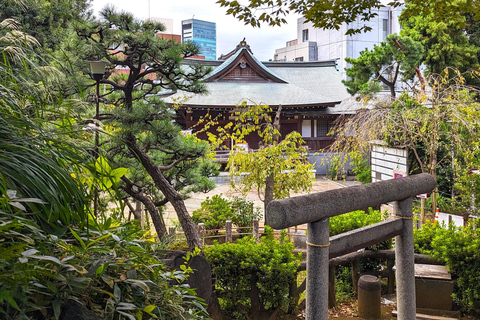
[124,133,202,250]
[121,177,167,239]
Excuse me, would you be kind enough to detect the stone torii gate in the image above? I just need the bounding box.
[266,173,436,320]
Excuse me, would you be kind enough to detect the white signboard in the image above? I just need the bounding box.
[371,144,408,182]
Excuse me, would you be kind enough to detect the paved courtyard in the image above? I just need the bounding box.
[163,176,360,227]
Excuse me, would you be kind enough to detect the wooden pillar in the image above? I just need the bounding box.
[328,265,337,308]
[253,219,260,243]
[226,220,232,243]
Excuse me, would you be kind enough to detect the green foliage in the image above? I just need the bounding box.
[400,0,480,74]
[217,0,402,35]
[0,29,89,233]
[204,227,300,319]
[414,220,480,313]
[413,220,444,255]
[329,209,390,247]
[192,194,234,231]
[192,195,262,232]
[328,154,345,180]
[72,7,215,247]
[343,34,423,98]
[330,209,391,301]
[229,196,262,228]
[0,209,207,319]
[224,103,314,210]
[334,265,354,303]
[349,151,371,184]
[0,0,91,51]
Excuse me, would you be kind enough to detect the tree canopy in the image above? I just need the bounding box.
[333,69,480,215]
[400,0,479,74]
[217,0,402,35]
[0,0,91,51]
[343,34,423,98]
[75,6,214,249]
[208,103,314,217]
[218,0,480,39]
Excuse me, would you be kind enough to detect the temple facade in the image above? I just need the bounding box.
[167,40,351,152]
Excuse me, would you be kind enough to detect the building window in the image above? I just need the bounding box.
[383,19,388,40]
[295,57,304,62]
[317,120,335,137]
[302,29,309,42]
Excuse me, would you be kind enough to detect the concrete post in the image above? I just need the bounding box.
[306,218,329,320]
[394,198,416,320]
[226,220,232,243]
[168,226,176,240]
[197,223,205,246]
[253,219,260,243]
[358,275,382,319]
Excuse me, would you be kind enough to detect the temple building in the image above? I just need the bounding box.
[167,40,351,152]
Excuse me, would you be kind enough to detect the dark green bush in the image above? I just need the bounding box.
[349,151,371,184]
[330,209,392,300]
[414,220,480,313]
[192,194,234,231]
[192,195,261,232]
[330,208,387,237]
[229,196,262,229]
[204,227,300,319]
[0,210,206,319]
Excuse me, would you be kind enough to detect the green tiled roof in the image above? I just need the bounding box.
[166,50,349,108]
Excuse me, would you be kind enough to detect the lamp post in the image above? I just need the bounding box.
[88,60,108,217]
[88,60,108,158]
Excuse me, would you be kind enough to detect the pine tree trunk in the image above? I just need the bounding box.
[122,186,167,239]
[124,134,202,250]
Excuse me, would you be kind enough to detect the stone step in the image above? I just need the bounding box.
[392,310,458,320]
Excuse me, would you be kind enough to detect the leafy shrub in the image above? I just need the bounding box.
[204,227,300,319]
[328,155,345,180]
[335,265,354,303]
[414,220,480,313]
[413,220,445,254]
[230,196,262,228]
[192,194,234,231]
[349,151,371,184]
[329,209,391,300]
[0,210,207,319]
[192,195,261,232]
[330,208,387,238]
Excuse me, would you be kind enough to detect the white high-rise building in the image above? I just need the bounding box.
[273,5,403,79]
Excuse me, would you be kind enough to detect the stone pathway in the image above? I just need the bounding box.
[163,176,360,227]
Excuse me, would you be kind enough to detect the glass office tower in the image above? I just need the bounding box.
[182,19,216,60]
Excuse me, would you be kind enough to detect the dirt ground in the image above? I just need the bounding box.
[163,176,360,227]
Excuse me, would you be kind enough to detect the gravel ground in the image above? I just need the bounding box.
[163,176,360,227]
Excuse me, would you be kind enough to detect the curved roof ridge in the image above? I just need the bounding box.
[205,40,287,83]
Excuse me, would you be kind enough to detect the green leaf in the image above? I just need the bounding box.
[86,233,112,248]
[53,296,61,320]
[95,156,111,174]
[70,228,86,250]
[110,167,128,180]
[0,290,20,310]
[117,310,136,320]
[144,305,156,313]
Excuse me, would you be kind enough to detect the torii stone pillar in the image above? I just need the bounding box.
[267,173,436,320]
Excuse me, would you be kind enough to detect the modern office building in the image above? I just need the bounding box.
[273,5,403,79]
[181,19,216,60]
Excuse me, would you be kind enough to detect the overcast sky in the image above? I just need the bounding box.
[91,0,301,61]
